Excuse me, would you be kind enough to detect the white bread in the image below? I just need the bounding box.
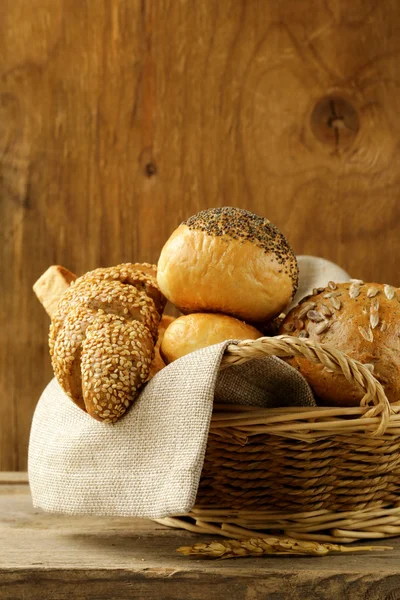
[160,313,262,363]
[157,207,298,322]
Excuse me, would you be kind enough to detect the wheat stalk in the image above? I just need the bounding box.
[177,536,392,559]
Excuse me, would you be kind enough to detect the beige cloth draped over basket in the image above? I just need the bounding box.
[29,334,400,544]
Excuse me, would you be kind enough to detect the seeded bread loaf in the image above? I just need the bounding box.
[160,313,262,364]
[49,263,166,422]
[157,207,298,323]
[279,281,400,406]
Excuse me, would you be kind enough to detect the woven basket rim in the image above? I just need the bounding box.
[217,335,393,438]
[165,337,400,544]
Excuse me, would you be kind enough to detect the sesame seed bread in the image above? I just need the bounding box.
[157,207,298,323]
[278,281,400,406]
[160,313,262,364]
[81,314,154,421]
[49,263,166,422]
[33,265,77,318]
[77,263,165,315]
[52,278,161,343]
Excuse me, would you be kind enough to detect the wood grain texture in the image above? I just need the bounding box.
[1,0,400,470]
[1,483,400,599]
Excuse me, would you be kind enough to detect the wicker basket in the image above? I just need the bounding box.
[155,335,400,543]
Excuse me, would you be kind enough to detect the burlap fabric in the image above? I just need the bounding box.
[28,256,351,518]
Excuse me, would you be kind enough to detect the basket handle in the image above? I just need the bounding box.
[220,334,392,436]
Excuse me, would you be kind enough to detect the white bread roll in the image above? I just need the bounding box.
[160,313,262,363]
[157,207,298,323]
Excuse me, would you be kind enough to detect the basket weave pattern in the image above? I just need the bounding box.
[156,336,400,543]
[198,433,400,512]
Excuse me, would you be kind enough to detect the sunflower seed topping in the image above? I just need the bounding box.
[293,317,304,330]
[364,363,375,373]
[371,298,379,313]
[367,287,379,298]
[329,296,341,310]
[380,321,387,332]
[315,320,330,334]
[370,312,379,329]
[324,291,342,299]
[362,307,368,315]
[384,284,395,300]
[307,310,325,322]
[283,323,295,332]
[320,303,333,317]
[358,325,374,342]
[298,302,316,319]
[349,283,361,298]
[298,330,309,338]
[350,279,364,285]
[328,281,337,290]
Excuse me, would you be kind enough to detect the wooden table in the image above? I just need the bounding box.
[2,474,400,599]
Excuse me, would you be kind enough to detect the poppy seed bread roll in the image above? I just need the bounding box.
[279,281,400,406]
[157,207,298,322]
[160,313,262,363]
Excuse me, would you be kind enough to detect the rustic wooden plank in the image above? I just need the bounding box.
[2,0,400,473]
[0,472,28,484]
[0,483,400,599]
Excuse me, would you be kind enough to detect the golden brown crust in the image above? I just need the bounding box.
[33,265,77,318]
[160,313,262,364]
[77,263,165,315]
[54,278,160,343]
[49,263,166,421]
[50,306,97,412]
[157,208,298,322]
[81,314,154,422]
[279,281,400,406]
[147,315,176,379]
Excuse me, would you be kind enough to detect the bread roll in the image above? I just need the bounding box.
[148,315,176,379]
[157,207,298,322]
[77,262,166,316]
[160,313,262,363]
[49,263,166,422]
[33,265,77,318]
[279,281,400,406]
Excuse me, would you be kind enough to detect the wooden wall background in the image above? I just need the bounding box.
[1,0,400,470]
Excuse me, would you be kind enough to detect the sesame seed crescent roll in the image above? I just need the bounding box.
[81,314,154,422]
[49,263,165,422]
